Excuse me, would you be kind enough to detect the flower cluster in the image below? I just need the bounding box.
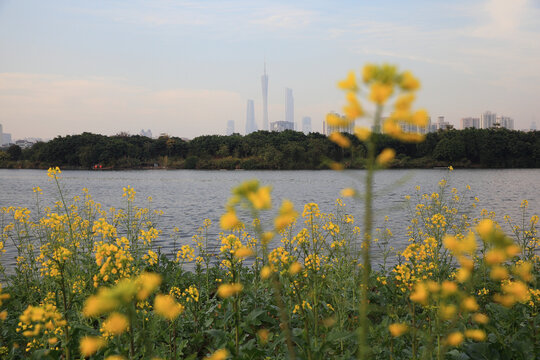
[17,304,66,352]
[93,238,134,287]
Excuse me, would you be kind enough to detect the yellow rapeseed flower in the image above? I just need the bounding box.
[464,329,486,341]
[362,64,376,83]
[476,219,493,237]
[485,249,506,265]
[289,261,302,275]
[400,71,420,91]
[136,273,162,300]
[247,186,272,210]
[388,323,408,337]
[340,188,356,197]
[47,167,61,179]
[513,261,533,282]
[80,336,106,357]
[490,266,509,280]
[102,312,129,336]
[354,127,371,141]
[260,266,272,279]
[326,113,351,128]
[234,247,254,259]
[104,356,126,360]
[369,82,393,104]
[205,348,229,360]
[83,292,119,318]
[329,132,351,148]
[461,297,479,312]
[456,268,471,283]
[154,294,185,320]
[343,92,364,119]
[441,281,458,296]
[329,162,344,171]
[217,283,243,298]
[220,210,241,230]
[502,281,530,303]
[410,282,428,305]
[472,313,489,324]
[394,93,415,111]
[261,232,274,245]
[376,148,395,165]
[411,109,429,127]
[274,200,298,231]
[446,331,464,347]
[337,71,358,92]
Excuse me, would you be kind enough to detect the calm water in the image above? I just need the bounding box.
[1,169,539,268]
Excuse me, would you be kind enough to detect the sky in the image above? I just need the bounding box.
[1,0,539,140]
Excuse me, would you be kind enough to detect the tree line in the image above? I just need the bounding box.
[0,128,539,169]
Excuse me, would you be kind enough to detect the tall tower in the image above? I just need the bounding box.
[261,63,269,131]
[285,88,294,127]
[245,100,257,134]
[0,123,3,146]
[302,117,312,134]
[226,120,235,135]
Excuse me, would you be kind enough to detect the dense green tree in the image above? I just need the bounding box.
[2,129,539,170]
[7,145,22,161]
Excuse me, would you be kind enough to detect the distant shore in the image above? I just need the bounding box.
[1,128,539,170]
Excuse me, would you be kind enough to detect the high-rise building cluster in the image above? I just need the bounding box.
[0,123,13,146]
[461,111,514,130]
[323,114,443,136]
[226,63,313,135]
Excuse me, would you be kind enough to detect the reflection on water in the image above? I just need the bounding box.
[1,169,539,268]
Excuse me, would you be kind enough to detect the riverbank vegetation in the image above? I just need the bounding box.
[1,127,539,170]
[0,168,538,359]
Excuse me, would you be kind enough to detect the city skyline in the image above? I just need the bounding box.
[1,0,539,140]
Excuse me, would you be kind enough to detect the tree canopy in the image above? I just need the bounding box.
[0,129,538,169]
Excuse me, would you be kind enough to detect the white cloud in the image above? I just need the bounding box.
[473,0,529,37]
[249,6,318,30]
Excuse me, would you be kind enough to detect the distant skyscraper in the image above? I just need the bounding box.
[497,116,514,130]
[2,133,12,145]
[531,121,537,131]
[461,117,480,129]
[285,88,294,126]
[435,116,451,130]
[245,100,257,134]
[481,111,497,129]
[261,63,269,131]
[270,121,294,132]
[226,120,235,135]
[0,123,3,146]
[302,117,312,134]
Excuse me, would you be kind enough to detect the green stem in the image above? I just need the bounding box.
[272,277,296,360]
[59,269,70,360]
[358,105,381,359]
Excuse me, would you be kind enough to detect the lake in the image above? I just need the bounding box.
[1,169,539,268]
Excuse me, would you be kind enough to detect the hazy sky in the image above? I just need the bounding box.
[1,0,539,140]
